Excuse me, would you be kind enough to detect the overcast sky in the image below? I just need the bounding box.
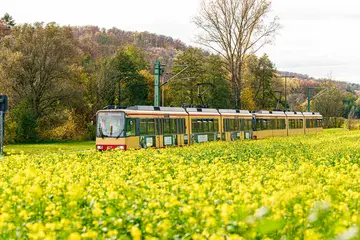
[3,0,360,83]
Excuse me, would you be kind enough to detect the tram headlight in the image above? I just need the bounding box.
[96,145,103,150]
[117,145,125,150]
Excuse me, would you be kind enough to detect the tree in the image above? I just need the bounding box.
[167,48,231,108]
[0,22,82,118]
[313,86,344,118]
[194,0,280,108]
[204,55,232,108]
[97,46,148,107]
[0,23,82,141]
[1,13,15,27]
[167,48,206,106]
[248,54,276,109]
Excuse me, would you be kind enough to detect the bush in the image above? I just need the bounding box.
[323,117,345,128]
[40,110,83,141]
[7,101,39,142]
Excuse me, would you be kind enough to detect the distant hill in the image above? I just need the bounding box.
[72,26,187,67]
[278,70,360,93]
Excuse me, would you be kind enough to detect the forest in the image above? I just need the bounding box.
[0,13,359,143]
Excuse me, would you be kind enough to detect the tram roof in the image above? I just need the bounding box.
[285,111,303,116]
[218,109,251,114]
[185,108,219,113]
[254,110,286,117]
[302,112,322,116]
[185,108,220,116]
[126,106,187,112]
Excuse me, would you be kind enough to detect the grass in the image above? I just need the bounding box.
[3,141,95,156]
[2,128,346,156]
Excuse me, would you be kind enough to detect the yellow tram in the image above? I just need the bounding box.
[96,106,323,150]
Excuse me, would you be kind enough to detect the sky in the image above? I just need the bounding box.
[2,0,360,83]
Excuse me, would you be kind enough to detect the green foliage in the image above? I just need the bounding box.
[4,141,94,155]
[248,54,278,109]
[313,85,344,118]
[168,48,231,108]
[9,101,39,142]
[108,47,148,106]
[0,22,82,118]
[1,13,15,27]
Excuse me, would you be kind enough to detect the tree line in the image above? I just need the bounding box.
[0,3,359,143]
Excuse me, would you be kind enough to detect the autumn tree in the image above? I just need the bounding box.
[194,0,280,108]
[313,85,344,118]
[0,22,82,117]
[0,22,82,141]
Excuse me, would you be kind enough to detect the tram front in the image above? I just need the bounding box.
[96,111,127,150]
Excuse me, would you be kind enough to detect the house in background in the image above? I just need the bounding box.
[0,20,11,37]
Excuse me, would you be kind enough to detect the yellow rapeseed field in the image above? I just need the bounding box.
[1,129,360,239]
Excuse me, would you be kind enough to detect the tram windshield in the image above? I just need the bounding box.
[97,112,126,138]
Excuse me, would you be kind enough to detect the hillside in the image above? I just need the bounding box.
[72,26,187,67]
[278,70,360,93]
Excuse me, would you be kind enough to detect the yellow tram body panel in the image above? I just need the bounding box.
[186,108,222,144]
[285,112,305,136]
[303,112,323,134]
[252,111,287,139]
[218,109,253,141]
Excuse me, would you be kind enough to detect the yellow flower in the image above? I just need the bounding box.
[130,226,141,240]
[68,233,81,240]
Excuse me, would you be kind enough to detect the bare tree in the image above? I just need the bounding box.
[193,0,280,108]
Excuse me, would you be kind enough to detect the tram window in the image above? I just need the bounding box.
[274,119,279,129]
[306,119,314,128]
[148,119,155,135]
[203,119,212,132]
[229,119,236,131]
[243,119,252,131]
[156,119,163,135]
[223,119,227,132]
[214,119,219,131]
[170,119,176,133]
[192,119,199,133]
[256,119,262,131]
[262,119,269,130]
[208,119,214,132]
[297,119,303,128]
[164,119,171,134]
[280,119,286,129]
[177,119,185,134]
[164,119,177,135]
[126,118,136,136]
[140,119,147,135]
[289,119,296,129]
[269,119,275,129]
[192,118,218,133]
[139,119,156,135]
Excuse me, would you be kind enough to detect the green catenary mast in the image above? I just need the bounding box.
[154,60,163,107]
